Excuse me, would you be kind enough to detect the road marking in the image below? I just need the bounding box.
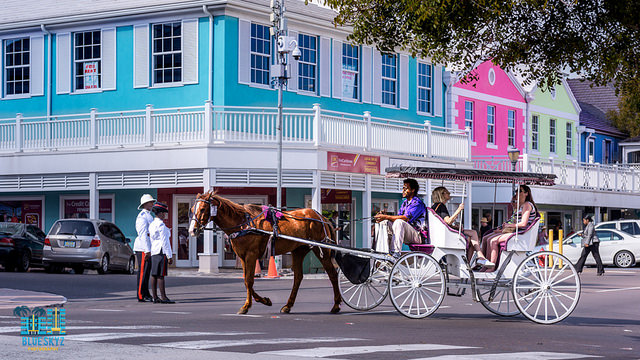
[414,351,599,359]
[152,311,191,315]
[343,310,396,315]
[260,344,477,357]
[0,325,173,333]
[595,286,640,293]
[220,313,263,318]
[65,331,262,342]
[87,309,125,312]
[146,337,363,350]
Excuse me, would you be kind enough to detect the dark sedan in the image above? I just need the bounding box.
[0,222,46,272]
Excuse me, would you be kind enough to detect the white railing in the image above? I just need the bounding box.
[0,102,469,161]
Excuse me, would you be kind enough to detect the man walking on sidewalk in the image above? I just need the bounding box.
[134,194,156,302]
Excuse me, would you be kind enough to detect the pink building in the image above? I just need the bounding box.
[450,61,527,160]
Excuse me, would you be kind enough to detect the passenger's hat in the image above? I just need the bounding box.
[481,217,488,223]
[138,194,157,210]
[152,202,169,214]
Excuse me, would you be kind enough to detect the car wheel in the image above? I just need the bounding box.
[614,250,635,268]
[97,254,110,274]
[72,265,85,275]
[16,251,30,272]
[127,257,135,275]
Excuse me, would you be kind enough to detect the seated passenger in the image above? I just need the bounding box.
[374,178,426,256]
[431,186,494,268]
[482,185,538,267]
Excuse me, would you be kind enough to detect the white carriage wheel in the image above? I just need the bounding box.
[476,278,522,317]
[513,251,581,324]
[388,252,446,319]
[338,260,391,311]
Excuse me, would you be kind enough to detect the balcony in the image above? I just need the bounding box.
[0,102,470,161]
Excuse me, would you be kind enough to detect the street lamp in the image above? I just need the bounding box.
[508,148,521,195]
[270,0,300,210]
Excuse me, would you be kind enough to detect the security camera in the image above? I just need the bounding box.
[292,46,301,61]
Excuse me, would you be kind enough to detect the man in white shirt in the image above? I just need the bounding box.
[134,194,155,302]
[149,202,174,304]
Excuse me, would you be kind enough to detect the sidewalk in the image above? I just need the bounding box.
[167,267,329,280]
[0,288,67,310]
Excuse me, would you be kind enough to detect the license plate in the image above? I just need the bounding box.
[63,240,76,248]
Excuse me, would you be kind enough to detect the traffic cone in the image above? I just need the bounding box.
[265,255,280,278]
[254,259,262,277]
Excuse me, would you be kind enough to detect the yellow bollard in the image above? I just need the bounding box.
[548,229,554,267]
[558,229,564,268]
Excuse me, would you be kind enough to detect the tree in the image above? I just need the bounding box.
[608,79,640,137]
[320,0,640,90]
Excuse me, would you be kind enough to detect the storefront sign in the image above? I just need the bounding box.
[83,61,99,89]
[327,151,380,174]
[64,199,112,220]
[321,189,352,204]
[0,200,43,228]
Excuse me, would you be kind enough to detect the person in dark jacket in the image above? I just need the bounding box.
[575,215,604,276]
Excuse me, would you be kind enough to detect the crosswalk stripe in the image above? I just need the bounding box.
[414,351,599,359]
[259,344,477,357]
[146,337,363,350]
[87,309,125,312]
[152,311,191,314]
[0,325,173,334]
[65,331,263,342]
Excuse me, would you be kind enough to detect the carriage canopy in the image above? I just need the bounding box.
[385,166,556,186]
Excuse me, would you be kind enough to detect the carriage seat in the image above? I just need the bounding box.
[408,243,435,255]
[500,217,541,252]
[426,207,467,250]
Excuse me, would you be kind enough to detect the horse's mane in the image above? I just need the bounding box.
[203,190,262,218]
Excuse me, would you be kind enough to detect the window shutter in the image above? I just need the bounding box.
[182,19,198,84]
[331,39,342,99]
[287,30,298,91]
[133,24,149,88]
[319,36,331,97]
[237,19,250,85]
[361,46,372,103]
[30,35,45,96]
[372,49,382,105]
[434,65,443,116]
[399,54,409,109]
[101,28,116,90]
[0,42,3,97]
[56,33,71,94]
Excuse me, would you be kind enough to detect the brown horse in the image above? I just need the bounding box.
[188,190,341,315]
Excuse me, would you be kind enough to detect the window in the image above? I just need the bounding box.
[381,54,397,105]
[341,44,358,100]
[73,31,101,90]
[550,118,556,153]
[464,101,474,141]
[597,223,616,230]
[566,123,573,156]
[588,138,595,163]
[50,220,96,236]
[152,22,182,84]
[596,230,622,242]
[487,106,495,144]
[297,34,316,92]
[4,38,30,95]
[620,222,640,236]
[531,115,539,151]
[508,109,516,147]
[417,62,432,113]
[604,140,612,164]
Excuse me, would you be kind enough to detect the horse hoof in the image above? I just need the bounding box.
[237,308,249,315]
[280,306,291,314]
[330,306,341,314]
[263,298,272,307]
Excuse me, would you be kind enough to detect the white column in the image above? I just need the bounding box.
[311,170,321,212]
[595,206,602,223]
[362,174,372,248]
[199,167,219,273]
[90,108,97,149]
[464,182,472,230]
[89,173,99,219]
[425,179,432,206]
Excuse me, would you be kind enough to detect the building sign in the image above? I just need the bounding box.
[64,198,112,221]
[341,71,356,98]
[321,189,352,204]
[327,151,380,174]
[83,62,99,89]
[0,200,43,228]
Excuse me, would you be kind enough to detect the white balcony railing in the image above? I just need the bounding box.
[0,102,470,161]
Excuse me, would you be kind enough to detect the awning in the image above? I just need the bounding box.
[385,167,556,186]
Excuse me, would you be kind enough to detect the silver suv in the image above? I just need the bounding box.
[43,219,135,275]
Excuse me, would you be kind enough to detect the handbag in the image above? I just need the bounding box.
[501,226,516,234]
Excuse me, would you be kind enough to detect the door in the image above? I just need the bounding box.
[26,225,45,264]
[218,195,267,268]
[174,195,204,267]
[595,230,622,264]
[109,223,129,268]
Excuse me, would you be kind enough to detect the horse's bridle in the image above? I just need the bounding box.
[190,198,217,234]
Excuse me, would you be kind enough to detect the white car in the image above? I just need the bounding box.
[595,220,640,237]
[541,228,640,268]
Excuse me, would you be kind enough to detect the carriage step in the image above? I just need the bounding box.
[447,288,466,297]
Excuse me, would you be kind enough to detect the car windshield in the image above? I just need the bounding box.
[49,221,96,236]
[0,223,22,236]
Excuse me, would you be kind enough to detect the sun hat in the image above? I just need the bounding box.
[152,202,169,214]
[138,194,157,210]
[481,217,488,223]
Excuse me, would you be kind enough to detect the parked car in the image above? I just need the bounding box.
[43,219,135,274]
[541,228,640,268]
[0,222,46,272]
[595,220,640,237]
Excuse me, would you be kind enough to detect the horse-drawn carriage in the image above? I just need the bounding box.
[189,166,581,324]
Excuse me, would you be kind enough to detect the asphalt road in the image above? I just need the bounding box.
[0,266,638,359]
